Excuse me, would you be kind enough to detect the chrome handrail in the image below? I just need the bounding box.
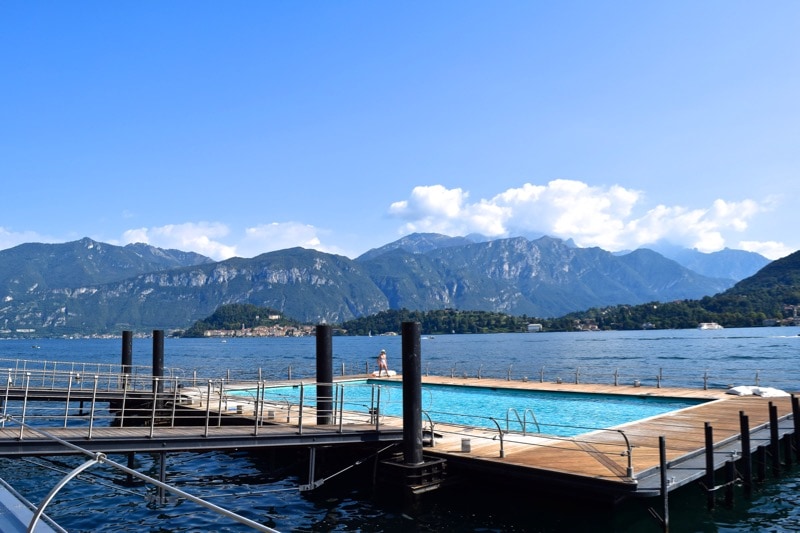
[5,417,280,533]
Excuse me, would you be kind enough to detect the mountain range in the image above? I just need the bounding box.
[0,234,772,336]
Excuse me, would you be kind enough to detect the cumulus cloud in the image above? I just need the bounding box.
[738,241,794,260]
[238,222,346,258]
[0,227,53,250]
[389,185,510,236]
[389,180,785,258]
[121,222,237,260]
[118,221,347,260]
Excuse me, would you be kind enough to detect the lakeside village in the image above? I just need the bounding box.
[203,323,317,338]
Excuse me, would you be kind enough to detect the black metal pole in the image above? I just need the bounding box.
[316,324,333,425]
[659,436,669,532]
[769,402,780,477]
[121,330,133,390]
[401,321,423,466]
[121,330,133,371]
[724,460,735,507]
[739,411,752,497]
[705,422,714,510]
[152,330,164,396]
[792,394,800,463]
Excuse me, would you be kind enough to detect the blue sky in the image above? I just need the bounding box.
[2,2,798,261]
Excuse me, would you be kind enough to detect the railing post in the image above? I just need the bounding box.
[374,387,381,431]
[150,377,159,438]
[88,375,99,439]
[217,380,224,427]
[171,377,179,428]
[297,382,304,434]
[3,370,12,428]
[253,380,262,436]
[203,380,212,437]
[489,417,505,458]
[120,379,128,428]
[338,385,345,433]
[617,430,634,478]
[18,372,31,439]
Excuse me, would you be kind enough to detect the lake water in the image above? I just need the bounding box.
[0,327,799,532]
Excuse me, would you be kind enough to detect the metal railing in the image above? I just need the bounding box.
[2,417,279,533]
[0,374,392,439]
[421,361,800,392]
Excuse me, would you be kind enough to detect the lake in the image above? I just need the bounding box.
[0,327,798,531]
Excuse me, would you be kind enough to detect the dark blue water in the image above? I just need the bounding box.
[1,328,799,531]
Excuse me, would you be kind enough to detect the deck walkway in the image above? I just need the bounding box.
[393,376,799,500]
[0,374,796,503]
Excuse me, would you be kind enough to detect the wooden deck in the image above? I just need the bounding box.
[373,376,799,499]
[0,374,796,502]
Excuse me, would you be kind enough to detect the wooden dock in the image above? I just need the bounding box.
[0,374,796,505]
[388,376,800,502]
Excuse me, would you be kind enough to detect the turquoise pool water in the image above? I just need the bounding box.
[230,380,707,437]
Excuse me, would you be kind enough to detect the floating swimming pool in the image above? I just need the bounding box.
[229,380,707,437]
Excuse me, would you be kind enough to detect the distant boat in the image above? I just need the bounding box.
[698,322,723,330]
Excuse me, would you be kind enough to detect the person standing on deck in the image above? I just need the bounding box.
[377,349,389,377]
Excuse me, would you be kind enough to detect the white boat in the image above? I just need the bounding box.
[698,322,723,330]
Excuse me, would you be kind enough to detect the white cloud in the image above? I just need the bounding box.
[238,222,346,258]
[0,227,53,250]
[389,180,784,257]
[121,222,237,260]
[738,241,794,260]
[116,221,348,260]
[389,185,510,236]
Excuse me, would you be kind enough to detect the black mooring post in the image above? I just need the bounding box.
[152,330,164,397]
[739,411,752,496]
[401,321,423,466]
[121,330,133,373]
[121,330,133,390]
[705,422,715,510]
[755,446,767,482]
[316,324,333,425]
[769,402,780,477]
[724,460,735,507]
[659,436,669,533]
[792,394,800,463]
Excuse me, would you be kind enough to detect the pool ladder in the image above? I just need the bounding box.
[505,408,540,436]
